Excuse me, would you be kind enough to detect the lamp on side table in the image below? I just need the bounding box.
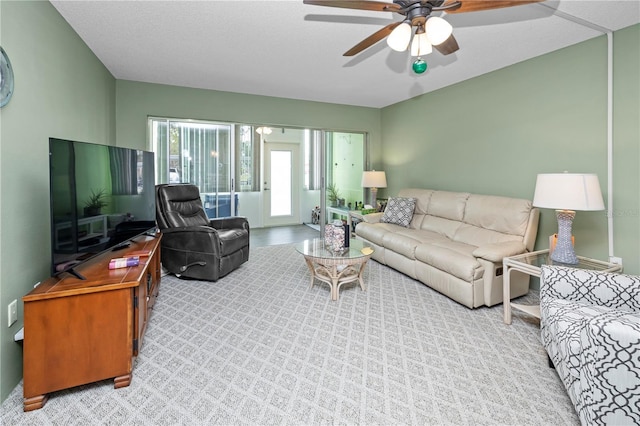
[361,170,387,209]
[532,172,605,264]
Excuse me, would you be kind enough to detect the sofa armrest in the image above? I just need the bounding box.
[209,216,249,231]
[472,241,526,263]
[580,311,640,425]
[161,225,217,234]
[160,226,221,254]
[363,212,383,224]
[541,265,640,312]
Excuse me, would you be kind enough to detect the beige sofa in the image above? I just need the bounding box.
[355,188,540,308]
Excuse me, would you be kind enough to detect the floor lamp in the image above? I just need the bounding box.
[532,173,605,264]
[361,171,387,209]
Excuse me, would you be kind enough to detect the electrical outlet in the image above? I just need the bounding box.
[610,256,623,266]
[8,300,17,327]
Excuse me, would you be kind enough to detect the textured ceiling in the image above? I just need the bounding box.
[50,0,639,108]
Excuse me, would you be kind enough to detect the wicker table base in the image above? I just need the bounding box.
[296,239,373,301]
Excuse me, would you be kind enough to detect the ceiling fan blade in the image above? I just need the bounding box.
[444,0,544,14]
[343,21,401,56]
[303,0,401,13]
[433,34,459,55]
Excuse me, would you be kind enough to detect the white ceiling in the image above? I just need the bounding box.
[50,0,639,108]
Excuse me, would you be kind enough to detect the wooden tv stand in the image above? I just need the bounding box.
[22,234,162,411]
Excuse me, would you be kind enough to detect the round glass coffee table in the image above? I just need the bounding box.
[295,238,374,301]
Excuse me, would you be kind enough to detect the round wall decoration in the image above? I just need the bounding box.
[1,46,15,108]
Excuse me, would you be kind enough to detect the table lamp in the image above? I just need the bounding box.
[532,173,605,264]
[361,170,387,208]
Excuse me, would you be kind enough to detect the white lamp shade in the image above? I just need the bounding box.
[361,171,387,188]
[410,32,432,57]
[425,16,453,46]
[387,22,412,52]
[532,173,605,211]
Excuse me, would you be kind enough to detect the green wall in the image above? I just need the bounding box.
[115,80,383,164]
[381,25,639,275]
[611,25,640,278]
[0,1,116,401]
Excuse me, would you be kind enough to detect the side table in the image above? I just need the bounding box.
[502,249,623,324]
[348,210,364,235]
[348,210,378,235]
[327,206,351,228]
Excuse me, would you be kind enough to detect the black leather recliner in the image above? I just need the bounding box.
[155,184,249,281]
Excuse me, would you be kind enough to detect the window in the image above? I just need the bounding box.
[270,150,292,216]
[304,129,322,191]
[150,118,260,193]
[237,125,259,192]
[150,118,233,218]
[150,117,368,226]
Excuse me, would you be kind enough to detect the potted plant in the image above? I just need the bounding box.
[327,183,341,207]
[83,189,108,216]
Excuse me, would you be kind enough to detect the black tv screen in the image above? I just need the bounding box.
[49,138,156,276]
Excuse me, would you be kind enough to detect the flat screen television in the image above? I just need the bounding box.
[49,138,156,278]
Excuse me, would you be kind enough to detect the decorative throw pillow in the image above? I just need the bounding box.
[381,197,416,227]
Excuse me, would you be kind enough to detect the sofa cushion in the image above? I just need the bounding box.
[362,212,383,223]
[420,215,463,239]
[398,188,433,215]
[454,223,524,247]
[427,191,470,221]
[396,228,449,245]
[397,189,433,229]
[381,197,416,227]
[355,222,398,246]
[414,242,483,281]
[382,232,422,260]
[463,194,533,237]
[472,241,527,262]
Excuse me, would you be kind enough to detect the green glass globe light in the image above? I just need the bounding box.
[412,58,427,74]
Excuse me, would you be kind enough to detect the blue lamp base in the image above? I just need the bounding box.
[550,210,578,264]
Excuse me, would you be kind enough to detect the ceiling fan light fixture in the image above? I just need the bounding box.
[412,58,427,74]
[386,21,412,52]
[425,16,453,46]
[410,32,432,57]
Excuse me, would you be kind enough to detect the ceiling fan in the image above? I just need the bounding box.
[303,0,544,73]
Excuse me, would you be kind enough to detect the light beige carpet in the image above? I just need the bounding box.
[1,244,578,425]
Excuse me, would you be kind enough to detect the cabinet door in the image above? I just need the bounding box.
[24,289,133,398]
[133,243,161,355]
[148,249,161,308]
[134,277,148,356]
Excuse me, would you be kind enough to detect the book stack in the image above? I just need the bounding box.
[108,257,139,269]
[108,250,152,269]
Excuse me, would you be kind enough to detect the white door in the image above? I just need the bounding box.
[264,143,300,226]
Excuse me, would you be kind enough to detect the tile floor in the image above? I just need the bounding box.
[250,224,320,248]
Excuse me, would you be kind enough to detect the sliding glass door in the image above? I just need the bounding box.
[150,118,368,228]
[150,118,235,218]
[324,131,366,226]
